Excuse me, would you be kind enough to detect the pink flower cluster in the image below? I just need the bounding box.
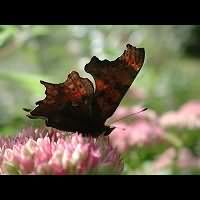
[108,101,200,153]
[0,128,123,175]
[160,101,200,129]
[150,148,177,174]
[108,106,164,152]
[176,148,200,170]
[145,147,200,174]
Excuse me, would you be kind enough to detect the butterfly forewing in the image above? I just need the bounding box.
[85,44,145,122]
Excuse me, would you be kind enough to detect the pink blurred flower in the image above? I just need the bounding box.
[0,128,123,175]
[109,107,164,153]
[160,100,200,129]
[150,148,200,173]
[126,88,146,101]
[176,148,200,170]
[151,148,176,173]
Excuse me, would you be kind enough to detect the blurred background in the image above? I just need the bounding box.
[0,25,200,174]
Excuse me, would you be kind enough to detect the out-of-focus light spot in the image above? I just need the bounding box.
[78,57,90,70]
[129,31,144,45]
[65,39,81,55]
[71,26,87,38]
[90,30,105,59]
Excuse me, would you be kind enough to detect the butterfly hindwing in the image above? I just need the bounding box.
[27,71,95,132]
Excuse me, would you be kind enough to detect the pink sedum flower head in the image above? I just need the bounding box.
[0,128,123,175]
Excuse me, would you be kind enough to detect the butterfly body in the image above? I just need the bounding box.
[26,44,145,137]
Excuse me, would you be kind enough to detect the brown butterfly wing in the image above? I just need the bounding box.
[27,71,95,133]
[26,44,145,137]
[85,44,145,123]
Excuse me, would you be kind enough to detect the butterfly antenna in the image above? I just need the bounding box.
[109,107,148,125]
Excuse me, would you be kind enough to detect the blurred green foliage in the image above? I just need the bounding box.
[0,25,200,174]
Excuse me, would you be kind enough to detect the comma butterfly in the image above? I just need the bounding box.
[25,44,145,137]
